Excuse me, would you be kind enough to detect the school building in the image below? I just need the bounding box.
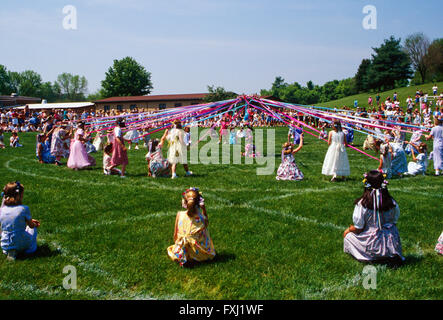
[94,93,209,112]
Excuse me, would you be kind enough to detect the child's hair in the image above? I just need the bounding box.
[418,142,427,154]
[2,181,24,206]
[355,170,396,211]
[333,120,342,131]
[184,126,190,133]
[104,143,113,155]
[174,120,182,129]
[182,188,202,216]
[149,139,160,153]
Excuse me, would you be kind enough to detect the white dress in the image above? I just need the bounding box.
[167,128,187,164]
[322,131,350,176]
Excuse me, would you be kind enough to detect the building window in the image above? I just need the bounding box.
[174,103,182,108]
[117,105,123,111]
[104,105,110,112]
[159,103,166,110]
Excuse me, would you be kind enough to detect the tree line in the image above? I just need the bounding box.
[260,34,443,105]
[0,56,153,103]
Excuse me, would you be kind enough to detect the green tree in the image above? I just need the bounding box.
[101,57,153,97]
[38,81,61,102]
[0,65,13,95]
[55,73,88,101]
[354,59,371,92]
[203,86,237,102]
[425,38,443,81]
[17,70,43,97]
[404,32,430,84]
[367,36,413,91]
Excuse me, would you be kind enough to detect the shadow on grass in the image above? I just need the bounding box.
[183,252,236,269]
[16,244,61,261]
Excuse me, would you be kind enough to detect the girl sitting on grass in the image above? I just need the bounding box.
[404,142,428,176]
[167,188,215,267]
[276,138,304,181]
[0,182,40,261]
[36,134,56,164]
[9,132,22,148]
[145,139,170,178]
[343,170,404,266]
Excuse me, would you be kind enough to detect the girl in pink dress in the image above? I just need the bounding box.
[67,123,96,170]
[109,119,128,178]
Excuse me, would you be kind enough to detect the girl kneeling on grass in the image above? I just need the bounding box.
[404,142,428,176]
[343,170,404,266]
[145,139,170,178]
[167,188,216,267]
[103,143,121,176]
[0,182,40,261]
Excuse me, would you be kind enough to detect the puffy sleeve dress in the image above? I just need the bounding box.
[67,129,96,169]
[167,210,216,266]
[344,201,404,262]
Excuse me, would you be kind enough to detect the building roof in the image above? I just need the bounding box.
[0,95,41,107]
[15,102,94,110]
[95,93,208,104]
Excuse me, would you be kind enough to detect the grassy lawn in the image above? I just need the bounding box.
[0,128,442,300]
[317,81,443,110]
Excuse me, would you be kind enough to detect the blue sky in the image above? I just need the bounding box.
[1,0,442,95]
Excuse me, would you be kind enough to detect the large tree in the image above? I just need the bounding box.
[55,73,88,101]
[0,65,12,95]
[354,58,371,92]
[101,57,153,97]
[17,70,43,97]
[425,38,443,82]
[367,36,413,91]
[404,32,430,84]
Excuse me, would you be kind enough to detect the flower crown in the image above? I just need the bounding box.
[362,173,388,189]
[1,181,21,198]
[182,187,204,207]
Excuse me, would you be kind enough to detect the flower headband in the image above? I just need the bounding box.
[362,174,388,189]
[1,181,22,198]
[182,187,204,208]
[182,187,200,198]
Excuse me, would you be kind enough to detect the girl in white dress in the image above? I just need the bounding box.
[322,121,350,181]
[160,120,192,179]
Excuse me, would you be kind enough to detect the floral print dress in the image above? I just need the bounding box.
[167,209,216,266]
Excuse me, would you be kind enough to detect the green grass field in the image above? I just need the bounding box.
[317,81,443,109]
[0,128,442,300]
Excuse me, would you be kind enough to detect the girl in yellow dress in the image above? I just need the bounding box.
[167,188,216,267]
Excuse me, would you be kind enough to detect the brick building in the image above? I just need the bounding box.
[94,93,209,112]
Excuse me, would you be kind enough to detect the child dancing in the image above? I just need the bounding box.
[276,137,304,181]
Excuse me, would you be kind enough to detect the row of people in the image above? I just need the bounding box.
[2,173,441,266]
